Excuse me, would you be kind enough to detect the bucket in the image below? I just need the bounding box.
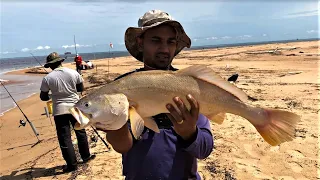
[46,101,53,114]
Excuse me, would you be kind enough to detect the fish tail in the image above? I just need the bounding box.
[253,108,300,146]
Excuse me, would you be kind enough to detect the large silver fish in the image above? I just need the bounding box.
[69,65,300,146]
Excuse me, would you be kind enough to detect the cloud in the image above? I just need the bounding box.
[21,48,30,52]
[1,51,16,54]
[62,44,93,49]
[33,45,51,51]
[287,10,318,16]
[71,0,103,3]
[112,0,147,3]
[221,36,232,39]
[238,35,252,39]
[35,46,44,50]
[282,9,318,18]
[307,30,318,34]
[262,34,267,37]
[206,37,218,40]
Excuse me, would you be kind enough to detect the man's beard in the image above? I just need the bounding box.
[154,53,172,69]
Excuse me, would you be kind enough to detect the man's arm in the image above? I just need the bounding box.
[180,114,214,159]
[97,123,133,154]
[76,82,84,92]
[75,73,84,93]
[40,91,50,101]
[40,78,50,101]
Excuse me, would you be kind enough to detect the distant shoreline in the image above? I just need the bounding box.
[1,37,319,61]
[187,38,319,51]
[0,38,319,77]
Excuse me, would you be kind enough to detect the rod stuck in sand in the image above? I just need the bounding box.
[0,81,41,144]
[74,35,78,55]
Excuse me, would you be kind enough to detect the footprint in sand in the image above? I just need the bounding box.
[243,144,260,158]
[277,176,296,180]
[287,161,303,173]
[286,149,305,159]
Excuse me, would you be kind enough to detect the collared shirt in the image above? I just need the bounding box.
[40,67,83,116]
[114,66,214,180]
[74,56,83,66]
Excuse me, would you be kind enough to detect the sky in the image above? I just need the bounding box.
[0,0,319,59]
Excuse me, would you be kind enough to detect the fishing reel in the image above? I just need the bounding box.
[19,119,26,127]
[90,135,98,143]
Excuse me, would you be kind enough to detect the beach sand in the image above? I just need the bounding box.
[0,40,319,180]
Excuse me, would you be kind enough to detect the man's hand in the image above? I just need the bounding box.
[166,94,200,141]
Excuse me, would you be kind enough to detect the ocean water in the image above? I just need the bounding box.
[0,51,131,74]
[0,74,44,115]
[0,38,318,115]
[0,51,131,115]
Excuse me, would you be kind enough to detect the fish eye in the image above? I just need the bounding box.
[84,102,90,107]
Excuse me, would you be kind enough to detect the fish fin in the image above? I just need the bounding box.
[129,106,145,139]
[176,65,248,102]
[253,108,300,146]
[143,117,160,133]
[208,112,226,125]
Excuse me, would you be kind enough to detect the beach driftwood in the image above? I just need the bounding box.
[25,67,49,74]
[278,71,304,77]
[245,47,282,55]
[245,47,297,55]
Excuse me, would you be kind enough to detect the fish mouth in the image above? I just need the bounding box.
[69,107,92,130]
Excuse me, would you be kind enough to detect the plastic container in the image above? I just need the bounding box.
[46,101,53,114]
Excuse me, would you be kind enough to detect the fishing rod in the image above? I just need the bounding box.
[74,35,78,55]
[0,81,41,143]
[91,126,111,150]
[30,53,49,73]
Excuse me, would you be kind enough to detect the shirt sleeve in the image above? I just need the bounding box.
[40,78,50,92]
[180,114,214,159]
[76,73,83,84]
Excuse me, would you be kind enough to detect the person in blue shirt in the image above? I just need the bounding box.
[98,10,214,180]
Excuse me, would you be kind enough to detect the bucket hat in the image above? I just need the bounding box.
[44,52,65,68]
[124,9,191,62]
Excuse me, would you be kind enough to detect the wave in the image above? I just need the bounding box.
[0,92,37,116]
[0,104,17,117]
[0,79,9,82]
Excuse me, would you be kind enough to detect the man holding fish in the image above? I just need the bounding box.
[112,10,214,179]
[81,10,213,179]
[69,10,300,180]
